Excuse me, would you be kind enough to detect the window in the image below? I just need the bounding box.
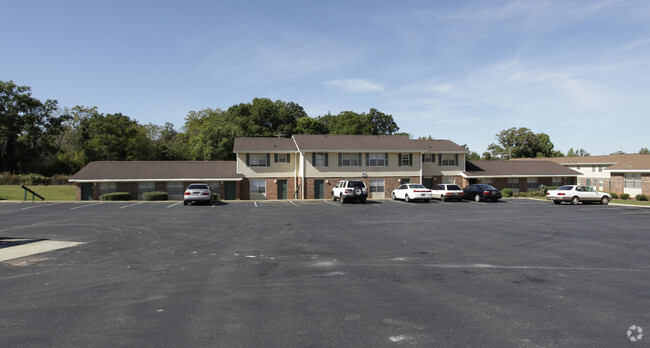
[138,182,155,199]
[442,177,455,184]
[339,153,361,167]
[577,165,581,170]
[598,165,603,172]
[423,154,434,163]
[592,165,596,172]
[481,178,493,186]
[507,178,519,189]
[249,154,268,167]
[274,153,290,163]
[440,154,457,166]
[552,177,563,186]
[370,179,384,193]
[400,154,412,166]
[527,178,538,190]
[313,153,328,166]
[368,153,386,166]
[625,173,642,189]
[250,179,266,194]
[166,182,184,198]
[99,182,116,196]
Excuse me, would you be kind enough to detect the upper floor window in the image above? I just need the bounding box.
[313,153,328,167]
[249,154,268,167]
[339,153,361,167]
[274,153,290,163]
[368,153,387,166]
[440,154,458,166]
[399,153,412,166]
[422,154,435,163]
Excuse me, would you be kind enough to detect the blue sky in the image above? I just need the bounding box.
[3,0,650,155]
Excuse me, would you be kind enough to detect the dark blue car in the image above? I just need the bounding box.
[463,184,502,202]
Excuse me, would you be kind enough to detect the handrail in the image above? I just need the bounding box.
[20,185,45,201]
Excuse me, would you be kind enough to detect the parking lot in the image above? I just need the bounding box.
[1,199,649,347]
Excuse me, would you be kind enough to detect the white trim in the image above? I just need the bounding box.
[606,169,650,173]
[559,162,616,166]
[69,178,243,183]
[461,173,573,179]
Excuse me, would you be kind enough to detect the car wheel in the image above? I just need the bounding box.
[405,194,410,203]
[570,196,579,205]
[474,194,481,202]
[440,195,446,202]
[392,192,396,200]
[553,200,561,205]
[600,196,610,205]
[184,201,188,206]
[340,196,346,204]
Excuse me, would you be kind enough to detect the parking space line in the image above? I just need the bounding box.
[323,201,340,207]
[167,202,182,208]
[289,201,299,207]
[71,202,105,210]
[20,202,67,210]
[120,202,144,209]
[254,202,258,208]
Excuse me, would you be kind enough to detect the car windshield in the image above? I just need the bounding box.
[448,185,461,190]
[557,186,573,190]
[410,184,426,189]
[187,184,208,190]
[348,181,365,188]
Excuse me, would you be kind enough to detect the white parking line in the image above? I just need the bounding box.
[167,202,182,208]
[289,201,299,207]
[70,202,105,210]
[20,202,67,210]
[119,202,144,209]
[0,240,85,262]
[254,202,258,208]
[323,201,340,207]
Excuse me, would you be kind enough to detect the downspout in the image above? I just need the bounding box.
[420,151,424,184]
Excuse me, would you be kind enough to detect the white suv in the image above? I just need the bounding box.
[332,180,368,204]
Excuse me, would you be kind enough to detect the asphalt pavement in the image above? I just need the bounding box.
[1,198,648,347]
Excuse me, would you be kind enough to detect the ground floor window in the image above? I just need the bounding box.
[527,178,538,190]
[507,178,519,189]
[138,182,155,199]
[250,179,266,194]
[99,182,116,196]
[552,177,563,187]
[442,177,455,184]
[625,173,642,189]
[166,182,184,199]
[370,179,384,193]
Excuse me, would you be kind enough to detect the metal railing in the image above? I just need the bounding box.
[20,185,45,201]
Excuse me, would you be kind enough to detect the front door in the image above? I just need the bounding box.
[225,182,236,200]
[314,180,324,199]
[423,178,433,189]
[277,180,287,200]
[81,183,93,201]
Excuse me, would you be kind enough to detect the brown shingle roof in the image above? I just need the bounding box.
[291,134,468,153]
[233,137,297,152]
[606,154,650,171]
[513,154,650,171]
[463,160,580,178]
[69,161,242,182]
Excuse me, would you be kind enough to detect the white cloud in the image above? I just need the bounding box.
[325,79,386,93]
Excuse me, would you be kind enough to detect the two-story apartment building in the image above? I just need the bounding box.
[233,134,469,200]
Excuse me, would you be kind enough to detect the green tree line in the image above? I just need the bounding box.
[1,80,399,175]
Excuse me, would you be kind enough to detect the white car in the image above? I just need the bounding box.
[546,185,611,205]
[391,184,432,203]
[431,184,464,202]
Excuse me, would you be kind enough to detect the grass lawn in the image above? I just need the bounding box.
[0,185,76,201]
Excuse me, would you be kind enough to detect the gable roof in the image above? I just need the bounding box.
[606,154,650,171]
[512,154,650,172]
[463,160,580,178]
[291,134,469,153]
[233,137,297,153]
[69,161,243,182]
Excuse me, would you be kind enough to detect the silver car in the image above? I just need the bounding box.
[183,183,215,205]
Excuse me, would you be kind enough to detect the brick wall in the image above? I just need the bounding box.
[116,183,138,200]
[643,174,650,196]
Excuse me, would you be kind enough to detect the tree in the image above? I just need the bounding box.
[78,113,151,161]
[639,147,649,154]
[295,116,328,134]
[567,147,590,157]
[319,108,399,135]
[486,127,561,159]
[610,150,626,155]
[0,80,69,173]
[461,144,480,161]
[145,122,187,160]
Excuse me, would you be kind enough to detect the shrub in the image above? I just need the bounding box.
[101,192,131,201]
[636,194,648,201]
[0,173,70,185]
[620,193,630,200]
[501,188,513,197]
[213,193,220,201]
[609,192,619,199]
[143,191,168,201]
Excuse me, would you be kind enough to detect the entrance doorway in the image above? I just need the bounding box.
[314,180,324,199]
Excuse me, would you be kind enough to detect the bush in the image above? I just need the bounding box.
[101,192,131,201]
[0,172,70,185]
[143,191,168,201]
[620,193,630,200]
[636,194,648,201]
[501,188,513,197]
[213,193,220,201]
[609,192,619,199]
